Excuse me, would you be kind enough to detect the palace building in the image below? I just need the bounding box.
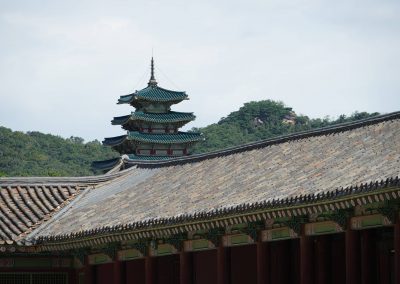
[0,61,400,284]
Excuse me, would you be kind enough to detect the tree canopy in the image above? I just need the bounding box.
[0,128,117,176]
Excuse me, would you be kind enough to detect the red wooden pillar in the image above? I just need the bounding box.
[256,238,268,284]
[361,230,376,284]
[299,232,313,284]
[396,221,400,284]
[377,242,391,284]
[217,243,228,284]
[345,228,360,284]
[113,260,122,284]
[145,256,155,284]
[84,256,94,284]
[180,251,192,284]
[331,234,346,284]
[315,235,329,284]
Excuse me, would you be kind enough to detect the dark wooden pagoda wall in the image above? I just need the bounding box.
[67,226,398,284]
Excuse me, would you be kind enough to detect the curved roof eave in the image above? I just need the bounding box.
[127,131,204,144]
[112,112,196,125]
[103,135,128,146]
[117,86,188,104]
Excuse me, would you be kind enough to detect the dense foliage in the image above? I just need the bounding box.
[0,128,117,177]
[0,100,379,176]
[191,100,379,153]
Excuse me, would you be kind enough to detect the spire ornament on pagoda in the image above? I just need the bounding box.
[148,57,157,87]
[96,58,203,168]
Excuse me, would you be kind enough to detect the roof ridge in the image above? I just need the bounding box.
[125,111,400,168]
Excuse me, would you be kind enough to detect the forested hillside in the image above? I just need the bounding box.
[0,100,379,177]
[0,128,117,177]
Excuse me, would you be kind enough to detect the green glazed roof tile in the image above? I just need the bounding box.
[92,157,121,170]
[127,131,204,144]
[112,111,195,125]
[103,132,203,146]
[118,86,187,104]
[103,135,128,146]
[112,115,131,125]
[127,155,173,161]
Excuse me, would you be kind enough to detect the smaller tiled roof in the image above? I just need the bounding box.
[118,86,188,104]
[103,132,204,146]
[91,157,121,171]
[92,155,174,171]
[112,111,195,125]
[103,135,128,147]
[0,171,129,244]
[0,185,81,244]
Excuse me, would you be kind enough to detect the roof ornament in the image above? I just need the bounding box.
[148,57,158,87]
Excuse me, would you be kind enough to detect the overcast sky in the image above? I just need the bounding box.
[0,0,399,141]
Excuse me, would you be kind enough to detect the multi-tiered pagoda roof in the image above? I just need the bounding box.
[112,111,195,130]
[94,58,203,170]
[118,87,188,105]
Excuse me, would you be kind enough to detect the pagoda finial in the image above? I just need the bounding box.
[148,57,157,86]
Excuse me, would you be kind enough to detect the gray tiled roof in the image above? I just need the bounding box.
[0,184,81,244]
[0,171,130,243]
[29,113,400,240]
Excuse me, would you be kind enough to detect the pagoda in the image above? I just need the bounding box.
[99,58,203,167]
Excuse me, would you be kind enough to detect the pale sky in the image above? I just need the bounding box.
[0,0,399,141]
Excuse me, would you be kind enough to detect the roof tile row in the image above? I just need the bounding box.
[0,185,80,243]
